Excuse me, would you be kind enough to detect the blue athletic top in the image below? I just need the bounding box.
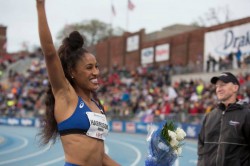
[57,96,104,136]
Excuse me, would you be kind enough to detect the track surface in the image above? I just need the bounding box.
[0,126,198,166]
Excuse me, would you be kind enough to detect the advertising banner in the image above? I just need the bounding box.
[155,43,170,62]
[141,47,154,65]
[125,122,136,133]
[204,23,250,70]
[111,121,123,132]
[0,117,35,127]
[126,35,139,52]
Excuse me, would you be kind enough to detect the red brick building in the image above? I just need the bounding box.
[94,17,250,72]
[0,25,7,57]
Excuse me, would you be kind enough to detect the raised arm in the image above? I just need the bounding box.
[36,0,67,93]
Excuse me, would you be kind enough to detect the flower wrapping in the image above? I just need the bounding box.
[145,121,186,166]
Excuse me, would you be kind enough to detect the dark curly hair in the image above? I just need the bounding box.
[38,31,103,145]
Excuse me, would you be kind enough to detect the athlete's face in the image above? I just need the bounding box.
[215,80,238,104]
[72,53,100,91]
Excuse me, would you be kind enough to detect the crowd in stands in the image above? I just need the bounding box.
[206,48,250,72]
[0,52,47,119]
[0,55,15,78]
[0,51,250,125]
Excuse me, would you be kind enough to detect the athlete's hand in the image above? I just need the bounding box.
[36,0,45,4]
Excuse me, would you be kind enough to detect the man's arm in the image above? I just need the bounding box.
[102,153,120,166]
[243,109,250,148]
[197,115,207,166]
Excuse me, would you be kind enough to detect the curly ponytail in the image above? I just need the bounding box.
[38,83,57,145]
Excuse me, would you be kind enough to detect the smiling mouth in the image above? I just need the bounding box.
[90,78,98,84]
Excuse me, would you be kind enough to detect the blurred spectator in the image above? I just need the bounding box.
[235,48,242,68]
[1,50,250,126]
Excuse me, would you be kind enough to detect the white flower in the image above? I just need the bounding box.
[168,130,177,140]
[170,138,179,147]
[174,147,182,156]
[175,127,186,141]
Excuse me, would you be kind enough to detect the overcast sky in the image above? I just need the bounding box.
[0,0,249,53]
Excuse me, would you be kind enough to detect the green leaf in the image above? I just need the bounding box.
[161,121,176,144]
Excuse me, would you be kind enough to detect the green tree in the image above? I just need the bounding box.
[56,19,124,47]
[191,6,231,27]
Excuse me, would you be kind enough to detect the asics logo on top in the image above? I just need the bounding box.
[79,102,84,108]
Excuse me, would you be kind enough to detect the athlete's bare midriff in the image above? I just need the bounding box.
[61,134,105,166]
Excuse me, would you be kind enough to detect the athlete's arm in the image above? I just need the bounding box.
[36,0,68,94]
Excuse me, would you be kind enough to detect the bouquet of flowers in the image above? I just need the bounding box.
[145,121,186,166]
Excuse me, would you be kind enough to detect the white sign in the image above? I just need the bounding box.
[126,35,139,52]
[21,119,33,126]
[8,118,19,125]
[204,23,250,69]
[155,43,170,62]
[186,126,196,137]
[141,47,154,65]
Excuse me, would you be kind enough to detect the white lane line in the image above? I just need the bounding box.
[0,142,52,165]
[35,156,65,166]
[0,135,28,155]
[109,139,141,166]
[105,144,109,154]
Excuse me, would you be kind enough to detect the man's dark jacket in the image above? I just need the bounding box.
[198,101,250,166]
